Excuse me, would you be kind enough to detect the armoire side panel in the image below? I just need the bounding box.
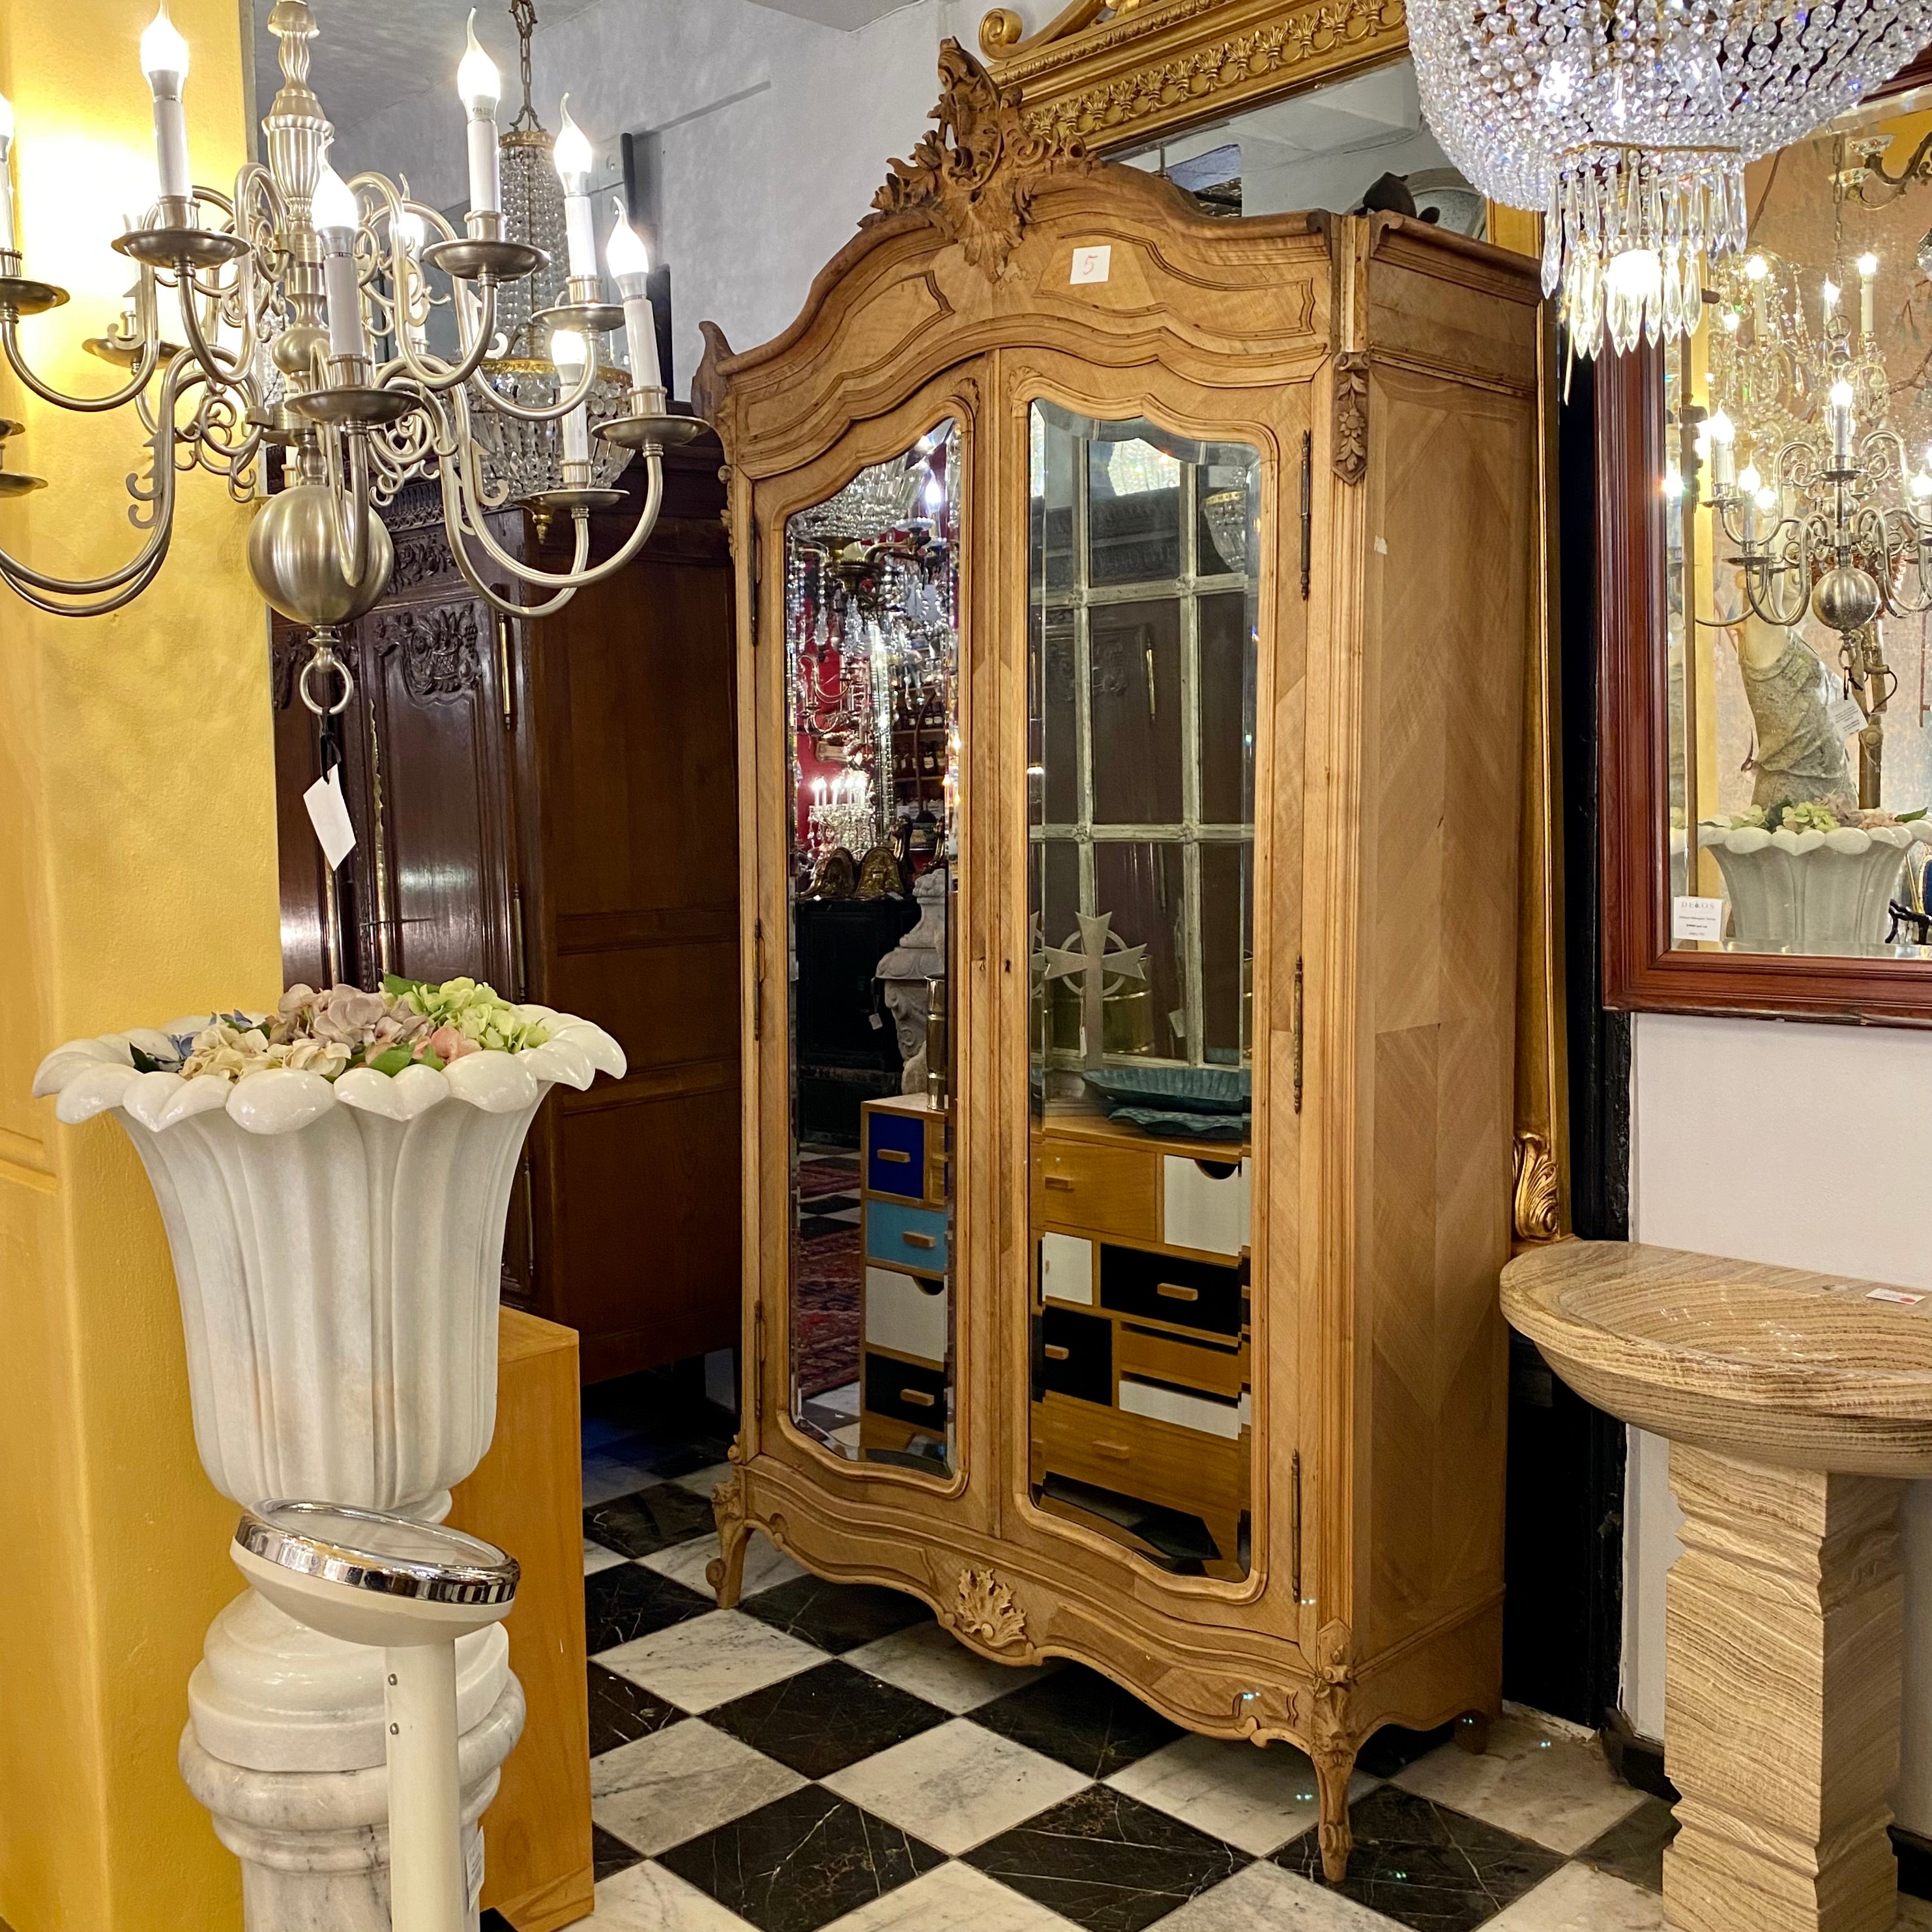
[1360,364,1536,1660]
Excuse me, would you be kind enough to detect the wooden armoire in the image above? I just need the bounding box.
[703,43,1542,1881]
[270,439,741,1382]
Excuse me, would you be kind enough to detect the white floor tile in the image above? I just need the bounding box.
[845,1618,1060,1714]
[590,1718,804,1858]
[595,1608,825,1713]
[1105,1731,1379,1857]
[823,1716,1090,1856]
[1152,1859,1406,1929]
[1392,1712,1646,1856]
[668,1462,736,1500]
[818,1860,1079,1931]
[643,1529,806,1602]
[585,1538,628,1577]
[583,1458,667,1507]
[1482,1862,1665,1930]
[584,1856,759,1929]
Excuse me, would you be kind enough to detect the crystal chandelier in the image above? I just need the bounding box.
[0,1,701,713]
[469,0,633,510]
[1406,0,1932,356]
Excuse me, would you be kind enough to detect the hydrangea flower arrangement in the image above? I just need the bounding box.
[137,976,553,1086]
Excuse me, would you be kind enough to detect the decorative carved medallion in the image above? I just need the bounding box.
[949,1566,1028,1648]
[390,530,454,593]
[373,604,483,703]
[869,39,1094,280]
[1512,1131,1562,1242]
[1332,351,1369,486]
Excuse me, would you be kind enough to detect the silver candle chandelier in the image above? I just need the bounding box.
[0,0,700,710]
[1406,0,1932,356]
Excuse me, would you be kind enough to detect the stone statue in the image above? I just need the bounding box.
[877,868,947,1093]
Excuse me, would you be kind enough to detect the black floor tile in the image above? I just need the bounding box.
[964,1784,1246,1932]
[477,1913,514,1932]
[706,1658,948,1779]
[587,1660,683,1757]
[585,1482,717,1559]
[1356,1720,1458,1778]
[739,1572,932,1653]
[1580,1794,1676,1892]
[971,1663,1182,1779]
[584,1561,714,1653]
[593,1820,646,1882]
[1274,1784,1564,1932]
[657,1785,943,1932]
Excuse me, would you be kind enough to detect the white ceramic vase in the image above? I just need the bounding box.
[1700,822,1932,955]
[33,1007,624,1932]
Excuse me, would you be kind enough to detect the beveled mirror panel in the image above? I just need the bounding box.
[1026,400,1259,1579]
[784,422,960,1472]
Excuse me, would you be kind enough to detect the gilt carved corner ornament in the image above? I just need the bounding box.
[948,1565,1029,1649]
[868,38,1095,280]
[1512,1131,1562,1243]
[1332,351,1369,486]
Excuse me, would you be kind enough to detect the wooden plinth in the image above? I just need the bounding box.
[1665,1443,1904,1932]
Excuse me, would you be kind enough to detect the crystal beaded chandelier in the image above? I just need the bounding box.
[0,1,701,709]
[1407,0,1932,356]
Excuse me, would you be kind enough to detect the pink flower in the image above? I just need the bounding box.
[423,1024,479,1062]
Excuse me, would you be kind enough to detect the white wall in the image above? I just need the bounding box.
[1628,1010,1932,1830]
[330,0,979,396]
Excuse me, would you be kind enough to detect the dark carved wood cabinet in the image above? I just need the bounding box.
[270,440,742,1381]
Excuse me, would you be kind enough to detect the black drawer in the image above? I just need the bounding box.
[1039,1306,1113,1407]
[864,1350,948,1429]
[1100,1244,1244,1338]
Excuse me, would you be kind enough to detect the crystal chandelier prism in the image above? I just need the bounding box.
[1407,0,1932,356]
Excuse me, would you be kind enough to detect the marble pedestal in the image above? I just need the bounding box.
[1665,1443,1905,1932]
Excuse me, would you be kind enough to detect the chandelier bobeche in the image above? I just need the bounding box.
[1407,0,1932,355]
[0,0,702,710]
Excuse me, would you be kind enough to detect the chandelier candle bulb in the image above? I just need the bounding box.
[604,199,660,392]
[1830,378,1856,465]
[458,11,501,218]
[1708,409,1736,494]
[0,91,14,257]
[1859,253,1879,339]
[552,97,596,284]
[312,165,365,363]
[551,327,590,467]
[139,3,193,213]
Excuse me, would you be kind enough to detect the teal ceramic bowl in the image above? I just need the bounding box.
[1081,1064,1251,1117]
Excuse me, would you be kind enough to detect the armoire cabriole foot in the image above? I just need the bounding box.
[1665,1445,1905,1932]
[703,40,1539,1886]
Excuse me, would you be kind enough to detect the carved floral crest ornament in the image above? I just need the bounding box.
[869,40,1094,278]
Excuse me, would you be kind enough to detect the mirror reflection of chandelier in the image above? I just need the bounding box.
[469,0,632,510]
[1406,0,1932,357]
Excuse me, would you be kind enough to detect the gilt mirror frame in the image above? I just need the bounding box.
[984,0,1570,1242]
[1596,54,1932,1028]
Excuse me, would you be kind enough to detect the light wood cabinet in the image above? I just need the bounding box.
[700,43,1542,1879]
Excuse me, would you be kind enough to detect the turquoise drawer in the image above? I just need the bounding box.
[865,1199,950,1276]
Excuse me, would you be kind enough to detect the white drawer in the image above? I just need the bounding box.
[864,1266,948,1364]
[1119,1375,1246,1439]
[1040,1231,1094,1306]
[1163,1155,1250,1258]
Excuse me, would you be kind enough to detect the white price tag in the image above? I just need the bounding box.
[1069,244,1111,285]
[1828,694,1868,740]
[1867,1287,1926,1305]
[1672,895,1726,943]
[302,765,357,871]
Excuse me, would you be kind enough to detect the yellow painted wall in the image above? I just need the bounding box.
[0,3,277,1926]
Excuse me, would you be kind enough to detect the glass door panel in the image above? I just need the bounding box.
[783,422,960,1473]
[1026,400,1260,1579]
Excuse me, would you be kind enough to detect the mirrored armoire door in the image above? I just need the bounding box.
[752,372,984,1487]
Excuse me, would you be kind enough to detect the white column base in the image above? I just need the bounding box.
[181,1675,524,1932]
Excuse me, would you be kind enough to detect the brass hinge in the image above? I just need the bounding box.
[753,1300,767,1425]
[1293,955,1304,1115]
[512,884,528,1003]
[749,520,762,647]
[1298,430,1313,601]
[1291,1449,1304,1601]
[494,610,514,729]
[753,916,765,1040]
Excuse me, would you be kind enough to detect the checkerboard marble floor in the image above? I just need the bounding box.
[529,1401,1932,1932]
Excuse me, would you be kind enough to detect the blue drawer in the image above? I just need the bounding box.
[865,1105,931,1200]
[865,1198,950,1276]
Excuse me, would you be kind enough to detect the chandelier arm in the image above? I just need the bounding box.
[435,456,591,617]
[452,431,665,591]
[324,424,373,589]
[385,278,501,395]
[0,549,172,618]
[0,291,165,413]
[175,259,259,394]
